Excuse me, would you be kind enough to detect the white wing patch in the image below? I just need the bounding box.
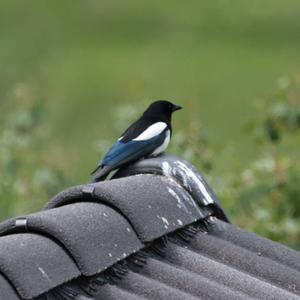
[133,122,167,141]
[151,130,170,156]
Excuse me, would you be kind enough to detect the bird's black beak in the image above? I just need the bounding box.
[172,104,182,112]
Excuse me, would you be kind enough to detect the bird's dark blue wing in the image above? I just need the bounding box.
[101,132,166,168]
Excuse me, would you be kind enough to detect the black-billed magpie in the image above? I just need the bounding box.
[91,100,182,181]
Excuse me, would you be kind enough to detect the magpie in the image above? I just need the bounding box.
[91,100,182,181]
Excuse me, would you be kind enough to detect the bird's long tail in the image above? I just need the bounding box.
[90,165,112,182]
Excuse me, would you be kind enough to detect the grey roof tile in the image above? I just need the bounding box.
[114,154,229,222]
[91,285,149,300]
[92,221,300,300]
[191,222,300,295]
[135,257,254,300]
[0,273,20,300]
[112,270,202,300]
[0,155,300,300]
[46,174,205,242]
[211,219,300,272]
[165,231,300,299]
[0,233,80,299]
[1,203,143,277]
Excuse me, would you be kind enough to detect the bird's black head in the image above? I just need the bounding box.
[143,100,182,121]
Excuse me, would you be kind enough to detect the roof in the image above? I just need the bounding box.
[0,155,299,300]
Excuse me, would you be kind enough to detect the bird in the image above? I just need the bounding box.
[91,100,182,181]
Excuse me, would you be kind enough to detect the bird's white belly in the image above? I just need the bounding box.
[151,130,170,156]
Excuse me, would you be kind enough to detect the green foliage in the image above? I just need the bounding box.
[233,78,300,249]
[0,83,70,219]
[170,78,300,250]
[62,77,300,249]
[0,78,299,250]
[0,2,299,250]
[1,1,300,168]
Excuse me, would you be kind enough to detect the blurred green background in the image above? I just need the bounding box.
[0,1,300,249]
